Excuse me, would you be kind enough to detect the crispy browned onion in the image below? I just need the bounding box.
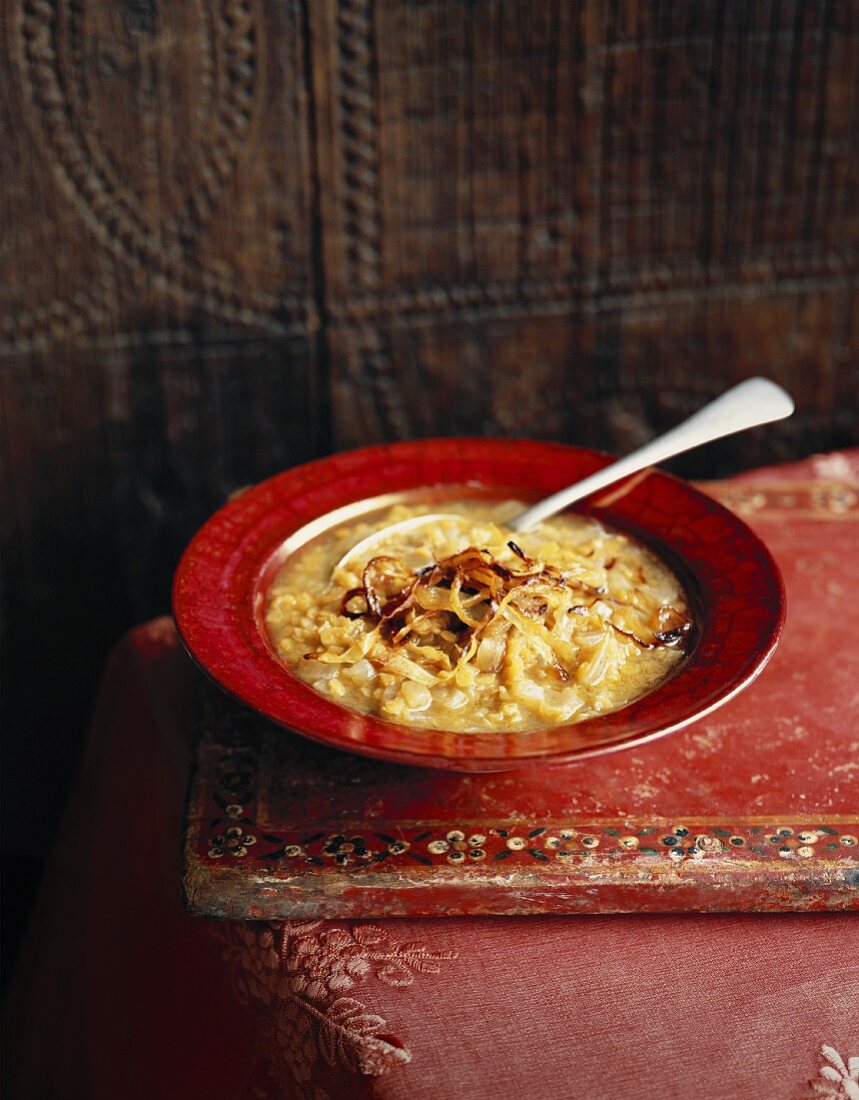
[323,543,691,683]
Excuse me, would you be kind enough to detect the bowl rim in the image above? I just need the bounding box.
[172,438,786,771]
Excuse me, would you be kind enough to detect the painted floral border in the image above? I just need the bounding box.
[199,736,858,872]
[205,816,859,870]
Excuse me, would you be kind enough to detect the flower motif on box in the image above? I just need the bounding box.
[202,804,858,870]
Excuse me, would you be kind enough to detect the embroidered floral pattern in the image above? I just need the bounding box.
[285,922,455,998]
[212,918,457,1095]
[315,997,410,1076]
[270,1003,318,1085]
[806,1046,859,1099]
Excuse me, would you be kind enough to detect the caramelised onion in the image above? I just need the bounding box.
[317,542,691,688]
[476,633,507,673]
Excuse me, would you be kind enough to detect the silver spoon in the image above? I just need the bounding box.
[334,377,794,573]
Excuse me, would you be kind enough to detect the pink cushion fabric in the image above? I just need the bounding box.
[5,456,859,1100]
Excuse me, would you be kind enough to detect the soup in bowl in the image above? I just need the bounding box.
[173,439,784,771]
[265,500,692,733]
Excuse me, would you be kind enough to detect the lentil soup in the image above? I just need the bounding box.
[264,500,692,733]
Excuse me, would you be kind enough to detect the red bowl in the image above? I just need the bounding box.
[172,439,785,771]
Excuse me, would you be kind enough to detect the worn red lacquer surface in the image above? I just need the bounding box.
[180,455,859,918]
[173,439,784,770]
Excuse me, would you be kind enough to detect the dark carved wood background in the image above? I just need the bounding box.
[1,0,858,863]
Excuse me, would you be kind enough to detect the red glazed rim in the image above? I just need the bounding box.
[172,439,785,771]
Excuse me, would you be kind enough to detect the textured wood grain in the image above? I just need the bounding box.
[1,0,318,346]
[0,0,323,855]
[2,0,858,858]
[319,0,859,452]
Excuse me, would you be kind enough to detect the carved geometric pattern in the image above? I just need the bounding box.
[336,0,381,294]
[7,0,315,345]
[20,2,258,310]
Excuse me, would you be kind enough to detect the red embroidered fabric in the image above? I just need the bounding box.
[5,454,858,1100]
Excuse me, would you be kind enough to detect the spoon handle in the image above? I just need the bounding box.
[510,376,794,532]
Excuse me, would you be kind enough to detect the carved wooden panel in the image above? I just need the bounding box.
[313,0,859,457]
[2,0,317,347]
